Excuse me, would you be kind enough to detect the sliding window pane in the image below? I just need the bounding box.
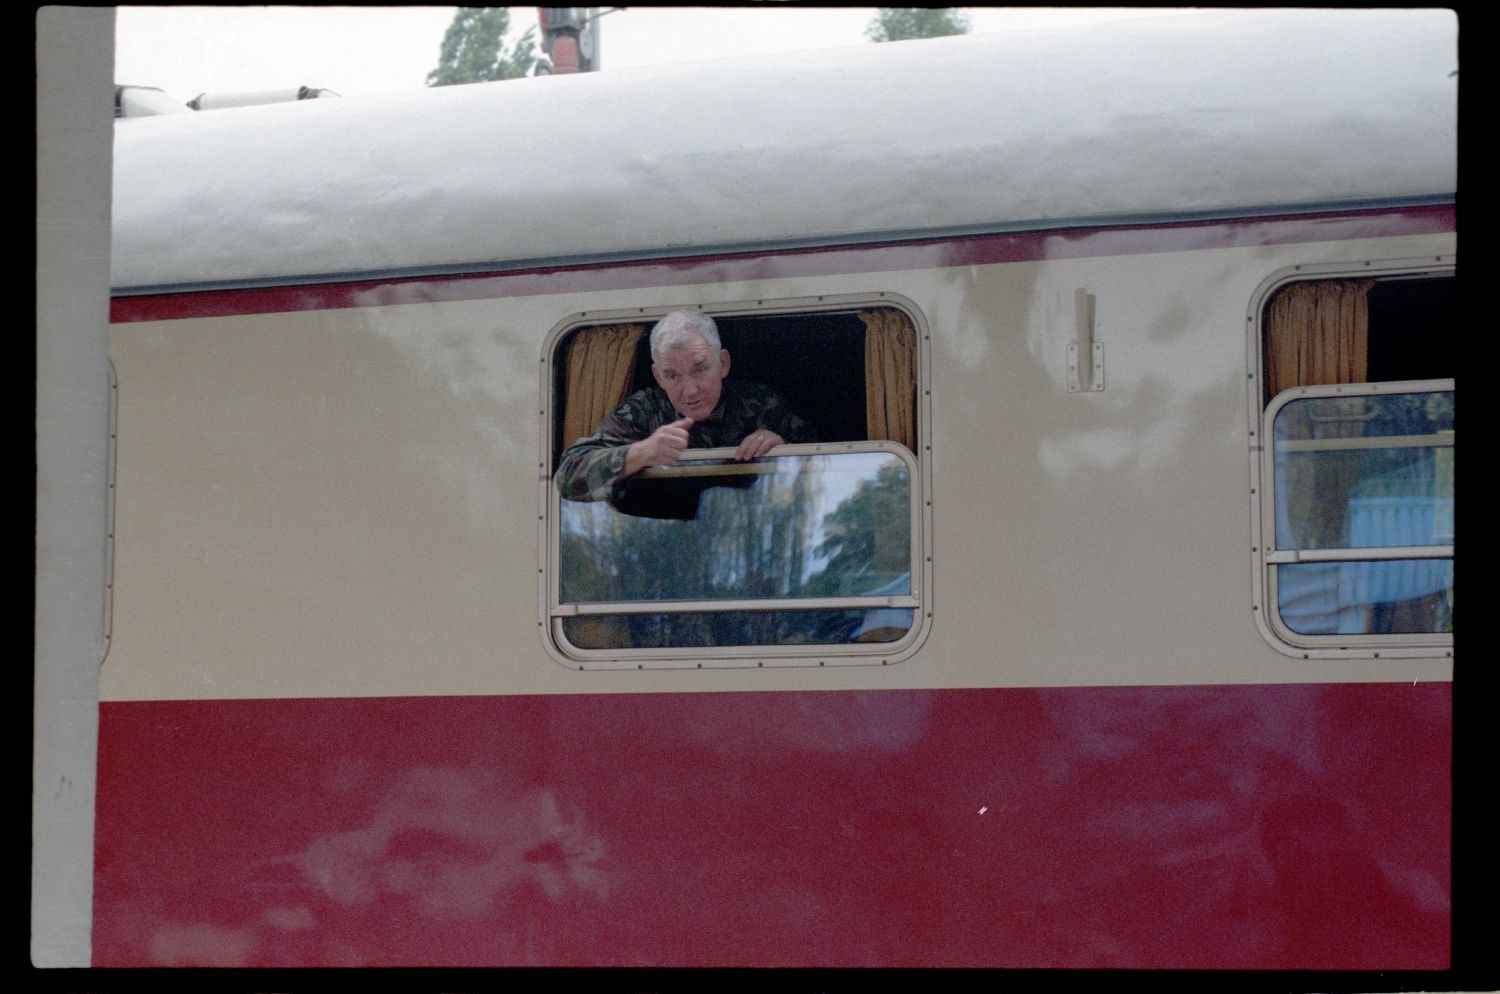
[1273,390,1453,550]
[559,450,912,606]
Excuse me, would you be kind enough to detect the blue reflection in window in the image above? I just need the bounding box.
[1273,390,1453,551]
[1278,561,1453,635]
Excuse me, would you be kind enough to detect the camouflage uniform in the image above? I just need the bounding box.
[555,380,815,502]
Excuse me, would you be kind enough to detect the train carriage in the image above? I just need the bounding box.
[88,9,1456,969]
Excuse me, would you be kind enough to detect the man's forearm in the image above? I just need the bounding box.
[555,442,630,502]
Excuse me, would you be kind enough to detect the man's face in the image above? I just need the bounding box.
[652,335,731,421]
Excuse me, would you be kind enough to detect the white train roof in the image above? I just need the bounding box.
[111,8,1458,292]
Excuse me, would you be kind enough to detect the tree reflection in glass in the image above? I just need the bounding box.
[558,451,914,648]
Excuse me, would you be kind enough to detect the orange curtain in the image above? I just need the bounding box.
[860,308,917,450]
[1264,279,1374,400]
[562,324,645,445]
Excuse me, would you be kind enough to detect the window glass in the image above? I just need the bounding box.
[561,451,910,603]
[562,608,914,650]
[1277,561,1453,636]
[555,448,917,652]
[1272,389,1454,550]
[1266,384,1453,641]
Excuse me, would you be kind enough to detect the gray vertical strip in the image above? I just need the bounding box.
[34,5,115,968]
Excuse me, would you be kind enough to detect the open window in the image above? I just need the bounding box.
[1251,263,1454,656]
[540,295,931,669]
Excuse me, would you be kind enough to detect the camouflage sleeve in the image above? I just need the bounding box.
[756,389,816,444]
[554,393,662,502]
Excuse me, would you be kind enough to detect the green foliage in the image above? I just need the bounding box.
[865,7,971,43]
[427,7,537,86]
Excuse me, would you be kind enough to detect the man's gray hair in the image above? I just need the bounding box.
[650,310,721,361]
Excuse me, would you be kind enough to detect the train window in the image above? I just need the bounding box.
[540,299,930,668]
[1252,267,1454,654]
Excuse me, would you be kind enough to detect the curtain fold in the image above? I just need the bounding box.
[562,323,646,446]
[860,308,917,451]
[1264,279,1374,400]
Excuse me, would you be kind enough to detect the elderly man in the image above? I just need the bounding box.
[556,310,814,502]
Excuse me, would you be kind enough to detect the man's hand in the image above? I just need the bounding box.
[734,428,785,462]
[623,417,694,477]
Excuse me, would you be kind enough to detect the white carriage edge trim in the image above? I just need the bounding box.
[111,8,1457,292]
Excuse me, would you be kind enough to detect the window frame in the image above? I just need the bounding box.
[1246,258,1455,659]
[1260,378,1453,651]
[537,293,934,670]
